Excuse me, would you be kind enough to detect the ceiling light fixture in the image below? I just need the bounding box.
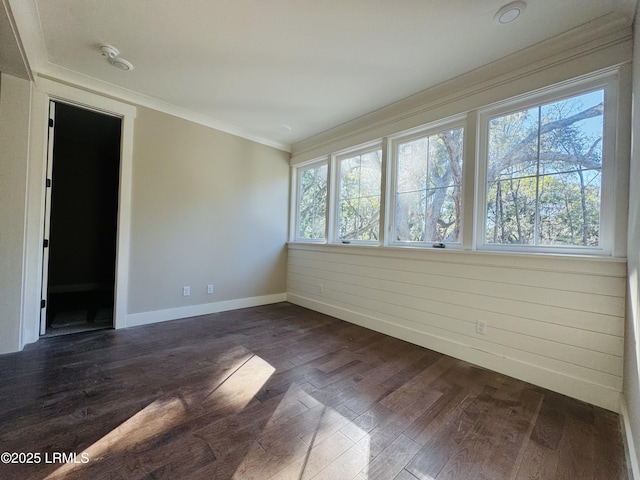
[495,1,526,24]
[109,57,134,71]
[100,44,134,71]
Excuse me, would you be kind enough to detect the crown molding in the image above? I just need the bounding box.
[1,0,33,80]
[291,13,633,161]
[35,65,292,152]
[5,0,46,74]
[6,0,291,153]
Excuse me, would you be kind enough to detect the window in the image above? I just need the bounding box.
[391,125,464,245]
[290,70,621,256]
[336,148,382,243]
[481,87,607,251]
[295,160,328,241]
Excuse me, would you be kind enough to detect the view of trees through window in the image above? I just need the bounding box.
[486,89,604,247]
[338,149,382,241]
[294,82,611,254]
[394,127,464,243]
[297,163,327,240]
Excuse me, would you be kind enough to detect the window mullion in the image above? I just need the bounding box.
[462,111,476,250]
[379,139,389,246]
[534,106,542,246]
[424,136,430,244]
[327,155,337,242]
[356,156,362,239]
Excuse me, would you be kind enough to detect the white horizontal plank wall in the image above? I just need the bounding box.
[287,243,626,412]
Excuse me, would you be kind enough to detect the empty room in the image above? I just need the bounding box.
[1,0,639,479]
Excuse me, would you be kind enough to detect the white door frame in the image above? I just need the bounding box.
[39,100,55,335]
[24,78,136,344]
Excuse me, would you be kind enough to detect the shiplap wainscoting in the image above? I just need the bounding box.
[286,243,626,412]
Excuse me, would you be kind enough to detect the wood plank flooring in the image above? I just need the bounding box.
[0,302,629,480]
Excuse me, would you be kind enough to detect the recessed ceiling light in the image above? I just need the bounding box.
[495,1,526,24]
[109,57,134,71]
[279,124,292,133]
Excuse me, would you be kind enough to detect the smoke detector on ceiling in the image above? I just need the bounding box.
[100,44,134,71]
[100,44,119,58]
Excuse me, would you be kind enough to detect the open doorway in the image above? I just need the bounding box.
[42,101,122,337]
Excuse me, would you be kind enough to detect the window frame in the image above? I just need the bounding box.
[330,142,384,245]
[291,157,329,243]
[475,74,617,256]
[386,117,467,249]
[289,70,625,258]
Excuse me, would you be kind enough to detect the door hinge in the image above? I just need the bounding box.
[46,178,51,188]
[48,118,54,128]
[43,239,49,248]
[41,299,46,308]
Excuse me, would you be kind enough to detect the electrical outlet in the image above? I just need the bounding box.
[476,320,486,335]
[319,283,324,294]
[207,284,214,294]
[183,285,190,297]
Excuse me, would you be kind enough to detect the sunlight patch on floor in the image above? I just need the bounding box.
[45,351,276,479]
[204,354,276,412]
[232,384,371,479]
[45,395,188,479]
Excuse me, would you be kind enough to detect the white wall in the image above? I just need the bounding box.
[623,2,640,475]
[4,80,291,353]
[288,245,625,411]
[126,107,291,326]
[0,73,31,354]
[287,26,633,412]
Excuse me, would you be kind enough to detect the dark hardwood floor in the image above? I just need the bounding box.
[0,302,628,479]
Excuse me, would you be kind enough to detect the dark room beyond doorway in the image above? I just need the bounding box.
[43,102,122,337]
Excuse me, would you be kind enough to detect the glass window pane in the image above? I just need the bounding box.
[340,156,360,200]
[539,91,604,175]
[394,127,464,245]
[356,194,380,241]
[297,163,327,239]
[397,138,428,194]
[338,149,381,242]
[338,198,358,239]
[395,190,425,242]
[488,107,539,182]
[538,171,601,246]
[428,130,463,189]
[425,186,460,243]
[485,178,536,244]
[485,89,604,248]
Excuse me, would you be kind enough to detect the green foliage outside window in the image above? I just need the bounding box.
[338,150,382,241]
[395,128,464,243]
[486,90,603,247]
[297,164,327,239]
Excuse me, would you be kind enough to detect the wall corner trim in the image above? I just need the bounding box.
[621,396,640,480]
[125,293,287,328]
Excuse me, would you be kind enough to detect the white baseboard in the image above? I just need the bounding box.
[286,293,621,413]
[125,293,287,328]
[621,397,640,480]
